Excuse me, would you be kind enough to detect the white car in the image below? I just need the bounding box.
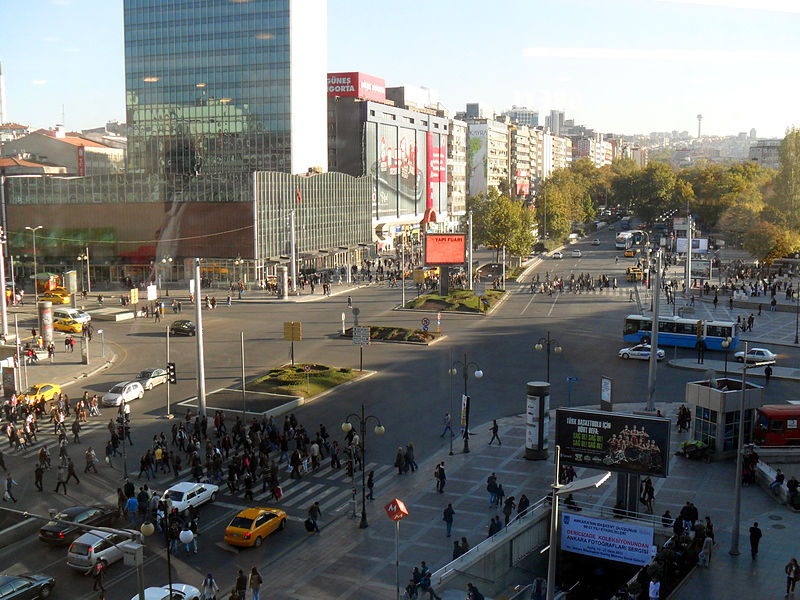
[734,348,777,364]
[552,251,563,259]
[130,584,200,600]
[101,381,145,406]
[161,481,219,515]
[135,368,169,391]
[571,249,582,257]
[592,239,601,246]
[618,344,665,361]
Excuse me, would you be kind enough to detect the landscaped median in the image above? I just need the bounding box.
[341,325,441,344]
[248,363,357,398]
[403,288,506,313]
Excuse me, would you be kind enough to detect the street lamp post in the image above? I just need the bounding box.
[546,445,611,600]
[448,353,483,453]
[535,332,563,383]
[161,256,173,295]
[721,336,732,379]
[794,289,799,345]
[77,252,87,294]
[97,329,105,358]
[25,225,43,304]
[341,404,385,529]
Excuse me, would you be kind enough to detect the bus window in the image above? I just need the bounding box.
[624,319,646,335]
[661,321,675,333]
[789,420,798,431]
[770,420,785,434]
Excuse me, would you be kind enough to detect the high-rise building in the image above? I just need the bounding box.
[124,0,328,177]
[509,124,532,200]
[467,118,509,197]
[502,106,538,127]
[545,110,565,135]
[0,57,7,125]
[447,119,467,216]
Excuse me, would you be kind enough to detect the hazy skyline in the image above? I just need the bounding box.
[0,0,798,138]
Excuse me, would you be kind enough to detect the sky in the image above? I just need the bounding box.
[1,0,798,138]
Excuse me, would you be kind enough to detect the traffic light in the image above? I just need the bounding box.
[167,362,177,384]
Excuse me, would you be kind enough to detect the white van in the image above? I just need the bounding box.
[52,307,91,324]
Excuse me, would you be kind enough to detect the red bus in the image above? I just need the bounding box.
[754,405,800,446]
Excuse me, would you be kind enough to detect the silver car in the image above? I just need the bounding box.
[101,381,145,407]
[67,529,141,573]
[135,368,168,391]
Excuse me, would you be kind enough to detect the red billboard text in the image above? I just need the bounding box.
[425,234,466,266]
[327,72,386,102]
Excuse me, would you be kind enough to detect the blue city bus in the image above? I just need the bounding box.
[623,315,740,350]
[620,217,631,230]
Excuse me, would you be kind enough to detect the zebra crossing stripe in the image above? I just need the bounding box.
[281,483,326,507]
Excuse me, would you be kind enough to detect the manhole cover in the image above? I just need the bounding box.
[768,515,783,521]
[773,524,786,529]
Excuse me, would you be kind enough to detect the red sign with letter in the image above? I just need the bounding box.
[327,72,386,102]
[384,498,409,522]
[425,233,466,266]
[426,132,447,210]
[77,145,85,176]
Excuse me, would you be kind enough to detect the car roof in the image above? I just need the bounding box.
[168,481,200,492]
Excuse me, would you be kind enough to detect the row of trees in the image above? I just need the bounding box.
[467,127,800,263]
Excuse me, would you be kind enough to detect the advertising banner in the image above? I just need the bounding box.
[427,132,447,211]
[526,391,549,452]
[690,259,711,280]
[327,72,386,102]
[676,238,708,254]
[424,234,466,265]
[561,513,655,566]
[600,376,613,412]
[555,408,671,477]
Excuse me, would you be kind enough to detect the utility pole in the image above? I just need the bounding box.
[646,250,662,412]
[685,213,693,295]
[468,210,473,290]
[290,210,297,293]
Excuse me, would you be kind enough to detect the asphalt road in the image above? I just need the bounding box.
[4,234,799,599]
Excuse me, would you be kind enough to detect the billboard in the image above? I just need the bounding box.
[424,233,466,265]
[561,513,655,566]
[555,408,671,477]
[327,72,386,102]
[676,238,708,254]
[690,259,711,280]
[426,131,447,211]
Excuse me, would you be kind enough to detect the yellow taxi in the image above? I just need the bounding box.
[53,318,83,333]
[23,383,62,403]
[49,286,69,295]
[42,291,71,304]
[224,507,287,548]
[626,267,644,282]
[623,248,640,258]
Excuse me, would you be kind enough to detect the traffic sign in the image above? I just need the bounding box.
[283,321,302,341]
[352,325,370,347]
[566,376,578,382]
[304,365,311,373]
[423,325,429,332]
[384,498,409,522]
[421,317,430,327]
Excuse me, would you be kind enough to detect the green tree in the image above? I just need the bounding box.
[466,188,534,259]
[743,221,800,263]
[774,127,800,228]
[538,168,592,242]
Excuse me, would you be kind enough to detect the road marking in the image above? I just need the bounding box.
[547,291,561,317]
[521,293,536,315]
[280,482,326,507]
[216,500,247,511]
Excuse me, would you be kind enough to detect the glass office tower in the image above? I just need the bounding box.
[124,0,327,178]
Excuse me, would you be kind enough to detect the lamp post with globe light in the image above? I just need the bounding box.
[535,332,562,382]
[721,336,732,379]
[341,404,385,529]
[141,511,193,598]
[448,353,483,453]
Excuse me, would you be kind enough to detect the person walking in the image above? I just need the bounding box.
[34,464,44,492]
[698,534,714,567]
[66,458,80,485]
[54,464,68,495]
[249,567,263,600]
[443,503,455,538]
[488,420,501,446]
[765,364,773,385]
[435,462,446,494]
[308,501,321,533]
[785,558,800,596]
[3,474,18,502]
[234,569,247,598]
[648,576,660,600]
[367,470,374,501]
[750,522,763,559]
[440,412,452,438]
[201,574,220,600]
[394,447,406,475]
[405,442,417,473]
[92,560,105,592]
[502,496,516,525]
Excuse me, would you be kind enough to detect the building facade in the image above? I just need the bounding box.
[502,106,538,127]
[2,130,125,176]
[571,133,613,168]
[509,124,532,201]
[467,118,509,197]
[124,0,327,177]
[748,139,781,170]
[447,119,467,216]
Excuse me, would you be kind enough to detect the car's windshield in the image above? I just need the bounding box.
[165,490,184,501]
[137,370,152,378]
[109,384,125,393]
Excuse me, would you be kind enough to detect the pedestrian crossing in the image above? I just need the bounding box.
[524,287,633,298]
[4,418,110,459]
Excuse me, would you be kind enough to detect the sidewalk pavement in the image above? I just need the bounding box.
[668,358,800,382]
[256,399,794,600]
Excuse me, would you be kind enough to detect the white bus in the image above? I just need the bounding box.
[615,232,633,250]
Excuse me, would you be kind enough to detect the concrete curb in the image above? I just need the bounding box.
[666,359,800,382]
[58,351,118,390]
[339,332,448,347]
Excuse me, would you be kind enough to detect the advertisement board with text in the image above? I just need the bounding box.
[424,233,466,265]
[561,513,655,566]
[327,72,386,102]
[555,408,670,477]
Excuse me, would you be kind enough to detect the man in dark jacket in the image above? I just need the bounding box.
[235,569,247,596]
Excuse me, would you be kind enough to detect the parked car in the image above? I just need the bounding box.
[552,252,563,260]
[52,308,91,324]
[135,368,168,391]
[571,249,582,258]
[101,381,145,407]
[161,481,219,515]
[67,529,141,573]
[22,383,61,404]
[38,505,119,545]
[169,320,196,336]
[128,584,200,600]
[618,344,665,361]
[0,573,55,599]
[224,507,287,548]
[734,347,777,364]
[53,318,83,334]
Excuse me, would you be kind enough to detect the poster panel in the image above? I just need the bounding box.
[555,408,671,477]
[561,513,655,566]
[424,234,466,265]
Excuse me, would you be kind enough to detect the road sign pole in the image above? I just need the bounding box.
[291,340,294,366]
[360,347,363,372]
[395,520,400,600]
[165,324,172,419]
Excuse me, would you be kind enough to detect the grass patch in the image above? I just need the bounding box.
[249,364,357,398]
[506,266,525,281]
[342,326,439,344]
[404,288,505,313]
